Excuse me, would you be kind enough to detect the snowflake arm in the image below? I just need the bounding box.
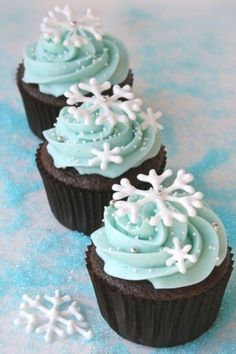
[111,169,203,227]
[15,290,93,343]
[164,237,197,273]
[88,142,123,170]
[78,8,103,40]
[112,178,137,199]
[140,107,163,132]
[64,78,143,127]
[137,169,172,191]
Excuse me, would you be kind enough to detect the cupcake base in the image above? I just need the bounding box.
[86,245,233,347]
[17,63,134,140]
[36,143,167,235]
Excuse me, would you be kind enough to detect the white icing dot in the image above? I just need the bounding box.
[133,268,137,273]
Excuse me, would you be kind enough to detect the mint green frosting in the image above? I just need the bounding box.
[43,105,161,178]
[91,201,228,289]
[23,33,130,97]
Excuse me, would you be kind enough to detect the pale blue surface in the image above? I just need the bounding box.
[0,1,235,353]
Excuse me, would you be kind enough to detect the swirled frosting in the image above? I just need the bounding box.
[43,105,162,178]
[23,33,130,97]
[91,200,228,289]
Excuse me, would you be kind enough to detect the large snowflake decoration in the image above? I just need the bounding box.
[40,6,103,47]
[88,142,123,170]
[112,169,203,227]
[64,78,143,127]
[14,290,93,343]
[164,237,197,274]
[140,107,163,132]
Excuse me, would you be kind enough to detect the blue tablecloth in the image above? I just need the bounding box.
[0,1,235,353]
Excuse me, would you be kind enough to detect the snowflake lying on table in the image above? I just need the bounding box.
[14,290,93,343]
[112,169,203,227]
[41,5,103,47]
[64,78,143,127]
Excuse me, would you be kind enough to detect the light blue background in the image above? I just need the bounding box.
[0,1,235,353]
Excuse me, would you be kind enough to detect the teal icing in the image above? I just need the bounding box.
[23,33,130,97]
[91,202,228,289]
[43,106,161,178]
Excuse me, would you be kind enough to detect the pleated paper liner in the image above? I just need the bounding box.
[17,63,134,140]
[36,154,111,235]
[36,142,166,235]
[16,63,67,140]
[86,245,233,347]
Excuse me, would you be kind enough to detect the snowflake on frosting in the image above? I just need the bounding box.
[140,108,163,132]
[112,169,203,227]
[40,5,103,47]
[64,78,143,127]
[14,290,93,343]
[164,237,197,273]
[88,142,123,170]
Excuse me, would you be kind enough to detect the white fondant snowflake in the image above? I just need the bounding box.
[88,142,123,170]
[41,6,103,47]
[112,169,203,227]
[164,237,197,273]
[64,78,143,127]
[140,108,163,132]
[14,290,93,343]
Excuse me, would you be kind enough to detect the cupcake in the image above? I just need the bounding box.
[36,79,166,234]
[17,5,133,139]
[87,168,233,347]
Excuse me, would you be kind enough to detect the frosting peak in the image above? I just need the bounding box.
[91,169,228,289]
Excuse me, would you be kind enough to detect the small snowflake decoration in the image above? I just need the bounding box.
[41,6,103,47]
[14,290,93,343]
[164,237,197,273]
[140,108,163,132]
[88,142,123,170]
[112,169,203,227]
[64,78,143,127]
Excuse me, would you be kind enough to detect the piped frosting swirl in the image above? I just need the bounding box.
[44,79,163,178]
[91,169,228,289]
[23,6,130,96]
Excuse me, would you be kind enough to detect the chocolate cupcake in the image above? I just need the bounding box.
[36,80,166,234]
[87,168,233,347]
[17,5,133,139]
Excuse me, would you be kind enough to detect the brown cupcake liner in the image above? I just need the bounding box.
[86,246,233,347]
[16,64,66,140]
[16,63,134,140]
[36,149,113,234]
[35,143,166,234]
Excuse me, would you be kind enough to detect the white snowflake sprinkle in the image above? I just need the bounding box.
[88,142,123,170]
[140,107,163,132]
[64,78,142,127]
[14,290,93,343]
[164,237,197,274]
[41,6,103,48]
[112,169,203,227]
